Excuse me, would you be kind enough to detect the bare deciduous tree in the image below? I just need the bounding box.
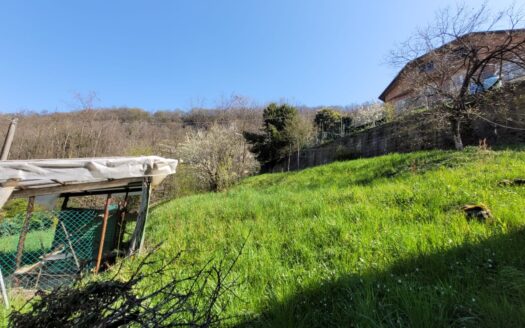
[389,2,525,150]
[178,124,259,191]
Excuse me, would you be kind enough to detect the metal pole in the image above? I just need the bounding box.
[95,194,111,273]
[0,268,9,309]
[1,118,18,160]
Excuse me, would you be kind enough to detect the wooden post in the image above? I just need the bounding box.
[1,118,18,161]
[116,191,129,255]
[15,196,35,269]
[129,178,151,254]
[61,195,69,210]
[95,194,111,273]
[138,179,152,253]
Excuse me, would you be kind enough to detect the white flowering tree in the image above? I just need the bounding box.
[178,124,259,191]
[348,102,387,128]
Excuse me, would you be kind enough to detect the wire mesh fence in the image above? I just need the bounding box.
[0,202,129,291]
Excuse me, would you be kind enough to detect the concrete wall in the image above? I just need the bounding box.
[269,98,525,173]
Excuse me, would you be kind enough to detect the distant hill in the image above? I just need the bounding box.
[147,147,525,327]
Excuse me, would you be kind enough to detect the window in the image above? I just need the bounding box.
[469,75,500,94]
[482,75,499,89]
[452,47,469,59]
[418,61,434,73]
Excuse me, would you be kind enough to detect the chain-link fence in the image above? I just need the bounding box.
[0,203,127,290]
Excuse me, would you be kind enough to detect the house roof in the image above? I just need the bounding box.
[378,29,525,102]
[0,156,178,205]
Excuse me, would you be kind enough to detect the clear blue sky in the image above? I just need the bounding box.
[0,0,515,112]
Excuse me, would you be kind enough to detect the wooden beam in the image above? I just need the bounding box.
[128,178,152,254]
[60,186,142,198]
[95,194,112,273]
[15,196,35,270]
[116,191,129,256]
[138,179,152,253]
[11,178,143,198]
[1,118,18,161]
[61,195,69,210]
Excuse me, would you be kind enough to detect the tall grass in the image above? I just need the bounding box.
[1,148,521,326]
[123,148,525,326]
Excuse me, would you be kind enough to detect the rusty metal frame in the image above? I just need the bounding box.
[95,193,112,273]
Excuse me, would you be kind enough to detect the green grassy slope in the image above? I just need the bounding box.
[147,148,525,327]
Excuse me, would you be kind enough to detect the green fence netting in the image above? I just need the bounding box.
[0,206,120,290]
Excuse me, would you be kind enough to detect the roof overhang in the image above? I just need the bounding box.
[0,156,178,207]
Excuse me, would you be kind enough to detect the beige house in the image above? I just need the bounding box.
[379,29,525,110]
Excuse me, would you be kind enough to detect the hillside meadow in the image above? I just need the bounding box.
[144,147,525,327]
[2,147,525,327]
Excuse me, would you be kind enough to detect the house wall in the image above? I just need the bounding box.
[381,31,525,109]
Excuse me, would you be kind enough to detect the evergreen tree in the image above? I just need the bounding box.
[244,103,298,169]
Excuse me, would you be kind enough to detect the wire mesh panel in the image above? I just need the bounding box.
[0,206,121,290]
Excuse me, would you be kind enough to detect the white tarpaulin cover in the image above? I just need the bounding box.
[0,156,178,207]
[0,156,177,184]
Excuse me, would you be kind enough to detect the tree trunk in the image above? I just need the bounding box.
[297,145,300,170]
[451,118,464,151]
[287,145,291,172]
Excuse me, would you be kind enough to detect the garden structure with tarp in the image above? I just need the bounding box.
[0,156,177,297]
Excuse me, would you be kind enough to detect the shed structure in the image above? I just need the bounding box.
[0,156,177,291]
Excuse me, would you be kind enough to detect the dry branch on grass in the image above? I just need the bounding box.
[8,244,243,328]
